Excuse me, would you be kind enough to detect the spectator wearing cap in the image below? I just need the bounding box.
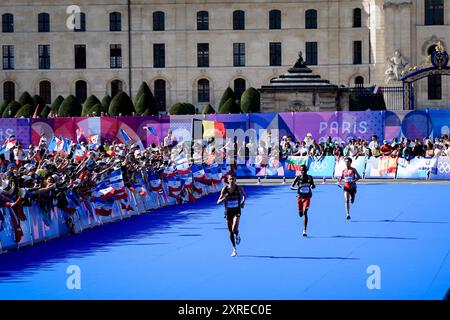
[304,133,313,148]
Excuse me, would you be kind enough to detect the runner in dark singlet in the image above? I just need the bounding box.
[290,164,315,237]
[217,174,246,257]
[338,157,361,220]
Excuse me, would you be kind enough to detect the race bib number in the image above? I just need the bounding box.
[299,186,310,194]
[344,176,353,183]
[227,199,239,208]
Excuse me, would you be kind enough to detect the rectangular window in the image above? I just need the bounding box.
[197,43,209,68]
[153,12,165,31]
[2,45,14,70]
[2,14,14,33]
[353,41,362,65]
[428,75,442,100]
[38,44,50,69]
[38,13,50,32]
[305,42,318,66]
[110,44,122,68]
[269,42,282,66]
[425,0,444,25]
[233,43,245,67]
[74,44,86,69]
[153,43,165,68]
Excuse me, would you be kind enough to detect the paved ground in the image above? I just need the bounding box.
[0,183,449,300]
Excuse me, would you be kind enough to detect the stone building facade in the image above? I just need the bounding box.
[1,0,449,112]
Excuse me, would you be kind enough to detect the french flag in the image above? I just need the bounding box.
[149,178,163,192]
[92,197,114,216]
[176,162,191,175]
[192,164,206,182]
[73,144,87,162]
[163,166,176,179]
[167,179,182,193]
[47,136,64,152]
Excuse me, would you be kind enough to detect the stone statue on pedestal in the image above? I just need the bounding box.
[293,51,307,68]
[385,49,408,84]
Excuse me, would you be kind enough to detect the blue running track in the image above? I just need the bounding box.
[0,184,449,300]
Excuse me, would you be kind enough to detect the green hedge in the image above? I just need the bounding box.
[219,98,241,114]
[50,95,64,113]
[18,91,34,107]
[169,102,196,115]
[240,87,260,113]
[15,104,34,118]
[2,101,22,118]
[219,87,235,110]
[58,95,82,117]
[108,91,135,116]
[81,95,101,116]
[201,104,216,114]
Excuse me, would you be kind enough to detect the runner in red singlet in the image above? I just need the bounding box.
[338,157,361,220]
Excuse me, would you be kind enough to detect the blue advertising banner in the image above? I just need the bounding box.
[430,157,450,180]
[308,156,336,178]
[396,157,438,179]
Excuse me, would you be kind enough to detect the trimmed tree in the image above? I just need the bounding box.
[184,103,196,115]
[15,104,34,118]
[81,95,101,116]
[168,102,184,115]
[218,87,235,110]
[32,95,45,117]
[50,95,64,113]
[240,87,260,113]
[58,95,82,117]
[135,91,159,115]
[18,91,34,107]
[89,103,102,117]
[2,101,22,118]
[0,101,8,117]
[135,82,152,103]
[108,91,135,116]
[40,105,52,118]
[201,104,216,114]
[101,95,112,113]
[168,102,196,115]
[219,98,241,114]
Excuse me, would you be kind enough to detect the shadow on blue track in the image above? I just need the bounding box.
[237,255,360,260]
[0,193,222,279]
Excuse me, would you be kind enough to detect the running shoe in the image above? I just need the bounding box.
[346,214,351,220]
[302,230,307,237]
[231,248,237,257]
[235,233,241,245]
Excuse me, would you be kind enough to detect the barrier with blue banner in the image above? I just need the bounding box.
[430,157,450,180]
[396,157,438,180]
[0,164,226,254]
[308,157,336,178]
[334,157,367,179]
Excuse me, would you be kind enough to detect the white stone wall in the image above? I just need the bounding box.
[1,0,450,111]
